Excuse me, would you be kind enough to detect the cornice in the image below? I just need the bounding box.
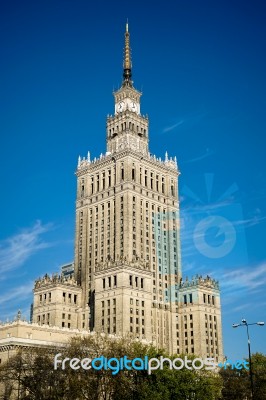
[76,150,179,176]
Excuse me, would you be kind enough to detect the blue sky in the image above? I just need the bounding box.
[0,0,265,359]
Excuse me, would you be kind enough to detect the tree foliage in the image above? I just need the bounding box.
[4,337,266,399]
[219,352,266,400]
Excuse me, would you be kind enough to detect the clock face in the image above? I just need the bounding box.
[118,101,125,112]
[131,102,137,112]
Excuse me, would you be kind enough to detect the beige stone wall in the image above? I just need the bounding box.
[75,149,181,339]
[32,279,88,331]
[0,320,91,364]
[94,262,152,340]
[177,282,223,361]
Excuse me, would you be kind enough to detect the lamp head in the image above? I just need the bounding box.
[232,323,240,328]
[257,321,265,326]
[242,319,247,324]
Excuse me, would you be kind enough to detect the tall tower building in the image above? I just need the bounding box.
[74,23,181,351]
[32,24,223,359]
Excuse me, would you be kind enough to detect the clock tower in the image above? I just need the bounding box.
[107,23,149,155]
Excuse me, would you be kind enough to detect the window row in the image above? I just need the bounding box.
[39,292,51,303]
[130,308,145,316]
[37,313,50,324]
[102,275,117,289]
[130,298,145,307]
[130,326,145,334]
[130,317,145,325]
[102,308,116,316]
[62,292,78,304]
[101,299,116,307]
[102,317,116,325]
[108,123,146,135]
[80,170,176,197]
[203,294,215,305]
[183,293,193,305]
[129,275,144,289]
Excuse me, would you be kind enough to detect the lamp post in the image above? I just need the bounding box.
[232,319,264,399]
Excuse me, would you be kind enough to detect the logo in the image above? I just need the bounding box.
[54,354,249,375]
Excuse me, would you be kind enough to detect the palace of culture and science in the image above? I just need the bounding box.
[0,24,223,361]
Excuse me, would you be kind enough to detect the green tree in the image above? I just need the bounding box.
[0,335,223,400]
[219,352,266,400]
[252,353,266,400]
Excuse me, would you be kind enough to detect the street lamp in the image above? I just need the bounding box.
[232,319,264,399]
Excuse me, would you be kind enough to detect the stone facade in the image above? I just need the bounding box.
[0,317,90,365]
[94,259,152,340]
[177,275,223,358]
[32,273,89,331]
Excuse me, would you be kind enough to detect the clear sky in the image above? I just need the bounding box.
[0,0,265,360]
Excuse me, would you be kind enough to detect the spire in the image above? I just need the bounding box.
[123,21,132,86]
